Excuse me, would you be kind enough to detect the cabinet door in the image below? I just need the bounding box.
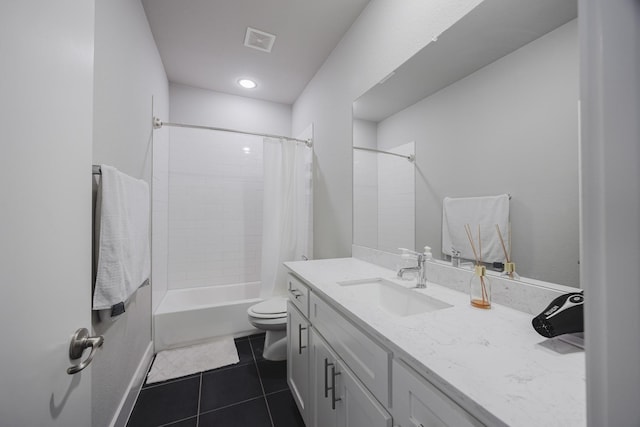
[336,359,392,427]
[311,329,340,427]
[287,302,310,424]
[392,359,483,427]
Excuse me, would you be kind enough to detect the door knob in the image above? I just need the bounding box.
[67,328,104,375]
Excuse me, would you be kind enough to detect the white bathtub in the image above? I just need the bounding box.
[154,282,262,351]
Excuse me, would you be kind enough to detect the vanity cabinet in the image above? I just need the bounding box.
[311,329,392,427]
[309,292,391,406]
[286,272,484,427]
[287,301,310,425]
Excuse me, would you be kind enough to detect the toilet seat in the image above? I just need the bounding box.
[247,297,287,320]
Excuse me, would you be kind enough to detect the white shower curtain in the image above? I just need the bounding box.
[260,137,313,298]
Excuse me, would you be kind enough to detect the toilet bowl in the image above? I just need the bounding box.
[247,297,288,361]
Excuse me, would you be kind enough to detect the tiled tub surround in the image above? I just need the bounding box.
[352,143,415,252]
[168,129,264,290]
[285,257,585,427]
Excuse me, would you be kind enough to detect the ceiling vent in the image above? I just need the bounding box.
[244,27,276,53]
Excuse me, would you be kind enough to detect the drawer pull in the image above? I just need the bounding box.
[298,324,307,354]
[330,365,342,410]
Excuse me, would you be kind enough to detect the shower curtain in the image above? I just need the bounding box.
[260,137,313,298]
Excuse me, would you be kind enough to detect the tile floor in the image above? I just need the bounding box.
[127,334,305,427]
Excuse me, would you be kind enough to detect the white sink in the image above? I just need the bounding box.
[337,278,452,317]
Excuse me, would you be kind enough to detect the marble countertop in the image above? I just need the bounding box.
[285,257,585,427]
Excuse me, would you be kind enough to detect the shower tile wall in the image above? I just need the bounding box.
[352,141,415,252]
[152,129,170,311]
[353,149,378,248]
[168,128,264,289]
[378,141,415,252]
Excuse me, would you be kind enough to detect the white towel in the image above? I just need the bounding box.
[442,194,510,263]
[93,165,150,310]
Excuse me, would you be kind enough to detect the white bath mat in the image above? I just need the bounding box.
[146,336,239,384]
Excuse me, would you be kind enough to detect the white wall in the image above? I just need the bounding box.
[580,0,640,425]
[292,0,484,259]
[167,84,291,289]
[92,0,169,426]
[170,83,291,134]
[0,1,95,425]
[377,20,579,286]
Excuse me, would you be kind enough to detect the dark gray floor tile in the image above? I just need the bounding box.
[267,389,305,427]
[249,333,266,360]
[257,359,289,394]
[142,372,201,389]
[159,416,198,427]
[127,376,200,427]
[234,337,254,366]
[198,397,272,427]
[200,363,263,412]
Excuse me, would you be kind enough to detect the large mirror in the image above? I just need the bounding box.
[352,0,579,287]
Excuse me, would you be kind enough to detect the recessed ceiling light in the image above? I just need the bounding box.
[238,78,257,89]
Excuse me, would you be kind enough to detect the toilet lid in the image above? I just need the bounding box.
[250,297,288,317]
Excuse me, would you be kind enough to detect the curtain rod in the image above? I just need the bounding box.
[353,146,415,163]
[152,117,312,147]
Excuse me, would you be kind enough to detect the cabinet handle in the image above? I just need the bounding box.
[330,365,342,410]
[324,358,332,398]
[290,289,302,299]
[298,324,307,354]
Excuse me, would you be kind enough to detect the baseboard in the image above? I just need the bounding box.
[110,341,154,427]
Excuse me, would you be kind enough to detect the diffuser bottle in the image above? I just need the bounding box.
[470,265,491,309]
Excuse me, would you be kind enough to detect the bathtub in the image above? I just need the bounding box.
[154,282,263,351]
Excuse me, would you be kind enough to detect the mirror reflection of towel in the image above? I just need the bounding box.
[442,194,510,263]
[93,165,150,312]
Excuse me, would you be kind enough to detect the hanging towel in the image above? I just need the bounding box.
[442,194,510,263]
[93,165,150,312]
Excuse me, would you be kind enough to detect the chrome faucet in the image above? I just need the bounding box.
[451,248,461,267]
[397,247,431,288]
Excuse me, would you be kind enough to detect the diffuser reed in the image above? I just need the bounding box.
[464,224,491,309]
[496,223,519,280]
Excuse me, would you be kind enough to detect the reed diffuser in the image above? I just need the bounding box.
[496,223,519,280]
[464,224,491,309]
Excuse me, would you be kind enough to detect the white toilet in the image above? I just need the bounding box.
[247,297,288,361]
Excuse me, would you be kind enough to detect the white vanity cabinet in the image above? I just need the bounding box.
[309,292,391,406]
[287,301,310,425]
[311,328,392,427]
[286,271,484,427]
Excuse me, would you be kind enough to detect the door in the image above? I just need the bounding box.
[311,329,339,427]
[336,360,393,427]
[0,1,95,426]
[287,302,310,423]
